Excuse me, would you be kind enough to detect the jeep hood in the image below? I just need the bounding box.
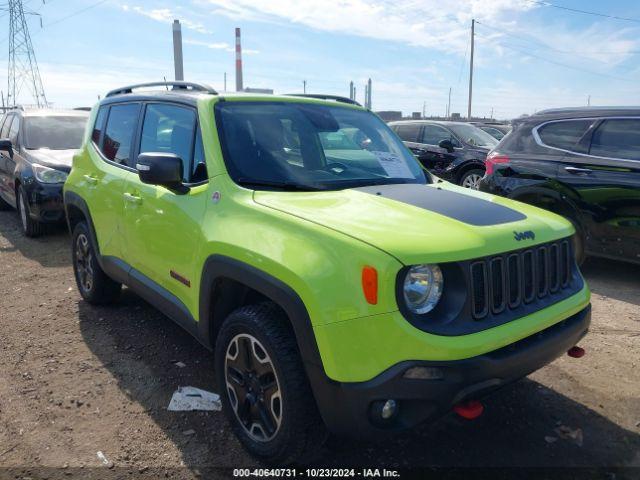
[254,182,574,265]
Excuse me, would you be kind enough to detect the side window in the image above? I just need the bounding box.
[422,125,452,146]
[396,124,421,142]
[537,120,592,152]
[1,114,13,139]
[8,115,20,145]
[590,119,640,161]
[102,103,140,166]
[139,103,197,182]
[92,107,108,145]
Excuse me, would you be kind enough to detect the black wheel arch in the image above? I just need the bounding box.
[455,160,485,182]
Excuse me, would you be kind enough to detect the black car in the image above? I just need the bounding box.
[0,108,89,236]
[389,120,498,189]
[471,122,511,140]
[480,106,640,265]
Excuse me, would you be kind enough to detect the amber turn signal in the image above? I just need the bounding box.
[361,266,378,305]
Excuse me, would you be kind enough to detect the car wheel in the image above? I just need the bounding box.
[460,169,484,190]
[17,186,44,237]
[216,303,326,465]
[72,221,121,304]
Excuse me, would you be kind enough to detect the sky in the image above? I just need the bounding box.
[2,0,640,119]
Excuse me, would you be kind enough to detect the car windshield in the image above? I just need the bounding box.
[480,126,505,140]
[24,116,88,150]
[448,124,499,148]
[215,102,428,191]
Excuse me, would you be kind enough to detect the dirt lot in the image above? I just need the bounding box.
[0,210,639,477]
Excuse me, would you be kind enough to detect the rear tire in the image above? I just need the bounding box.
[215,303,326,465]
[17,186,44,237]
[459,168,485,190]
[72,221,121,304]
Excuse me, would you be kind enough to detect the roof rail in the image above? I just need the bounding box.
[284,93,362,107]
[106,81,218,98]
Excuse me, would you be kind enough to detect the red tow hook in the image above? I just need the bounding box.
[453,400,484,420]
[567,346,585,358]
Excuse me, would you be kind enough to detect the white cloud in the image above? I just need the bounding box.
[202,0,535,54]
[184,38,259,54]
[122,4,212,34]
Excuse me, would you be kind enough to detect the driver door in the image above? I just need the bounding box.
[121,102,209,314]
[417,124,458,172]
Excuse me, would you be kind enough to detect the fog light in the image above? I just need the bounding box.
[381,399,397,420]
[403,366,443,380]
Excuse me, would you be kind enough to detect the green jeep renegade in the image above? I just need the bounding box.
[64,82,591,464]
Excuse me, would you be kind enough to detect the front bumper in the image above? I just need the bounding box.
[24,181,65,223]
[309,304,590,438]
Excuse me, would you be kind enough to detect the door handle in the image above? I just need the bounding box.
[564,166,592,175]
[123,192,142,205]
[83,174,98,185]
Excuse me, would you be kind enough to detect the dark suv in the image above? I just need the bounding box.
[480,107,640,265]
[0,108,89,236]
[389,120,498,189]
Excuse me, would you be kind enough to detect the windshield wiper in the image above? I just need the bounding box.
[237,178,325,191]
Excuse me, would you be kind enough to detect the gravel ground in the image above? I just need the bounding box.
[0,210,639,478]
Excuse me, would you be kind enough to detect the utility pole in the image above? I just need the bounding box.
[422,101,426,119]
[7,0,48,107]
[587,95,591,106]
[224,72,227,91]
[447,87,452,119]
[490,107,494,119]
[467,18,475,120]
[303,80,307,94]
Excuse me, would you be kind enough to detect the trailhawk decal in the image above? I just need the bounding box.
[354,184,526,226]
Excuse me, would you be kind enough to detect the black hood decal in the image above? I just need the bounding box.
[354,184,526,226]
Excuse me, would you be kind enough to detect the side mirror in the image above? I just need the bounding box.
[438,139,455,153]
[0,139,13,158]
[136,152,185,191]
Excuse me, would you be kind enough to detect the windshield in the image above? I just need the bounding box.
[448,124,499,148]
[479,126,505,140]
[24,116,88,150]
[215,102,427,191]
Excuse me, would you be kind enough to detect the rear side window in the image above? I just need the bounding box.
[92,107,108,145]
[537,120,592,151]
[395,124,421,142]
[139,103,199,182]
[590,119,640,161]
[102,103,140,166]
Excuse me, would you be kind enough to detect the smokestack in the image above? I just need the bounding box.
[235,28,243,92]
[172,20,184,81]
[349,81,354,100]
[367,78,372,109]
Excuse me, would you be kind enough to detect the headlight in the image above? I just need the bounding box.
[33,164,68,184]
[402,264,444,314]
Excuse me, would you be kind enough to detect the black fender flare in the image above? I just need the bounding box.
[198,255,323,369]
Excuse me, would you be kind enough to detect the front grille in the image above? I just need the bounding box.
[470,239,574,320]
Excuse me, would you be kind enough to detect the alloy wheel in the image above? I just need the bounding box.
[75,233,94,293]
[462,173,482,190]
[225,333,282,442]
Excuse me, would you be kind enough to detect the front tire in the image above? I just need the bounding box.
[17,186,44,237]
[72,221,121,304]
[215,303,326,465]
[459,168,485,190]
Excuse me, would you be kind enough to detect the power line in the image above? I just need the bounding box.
[40,0,108,29]
[474,31,635,83]
[476,20,640,56]
[523,0,640,24]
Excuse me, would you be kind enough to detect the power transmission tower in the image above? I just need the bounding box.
[7,0,48,107]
